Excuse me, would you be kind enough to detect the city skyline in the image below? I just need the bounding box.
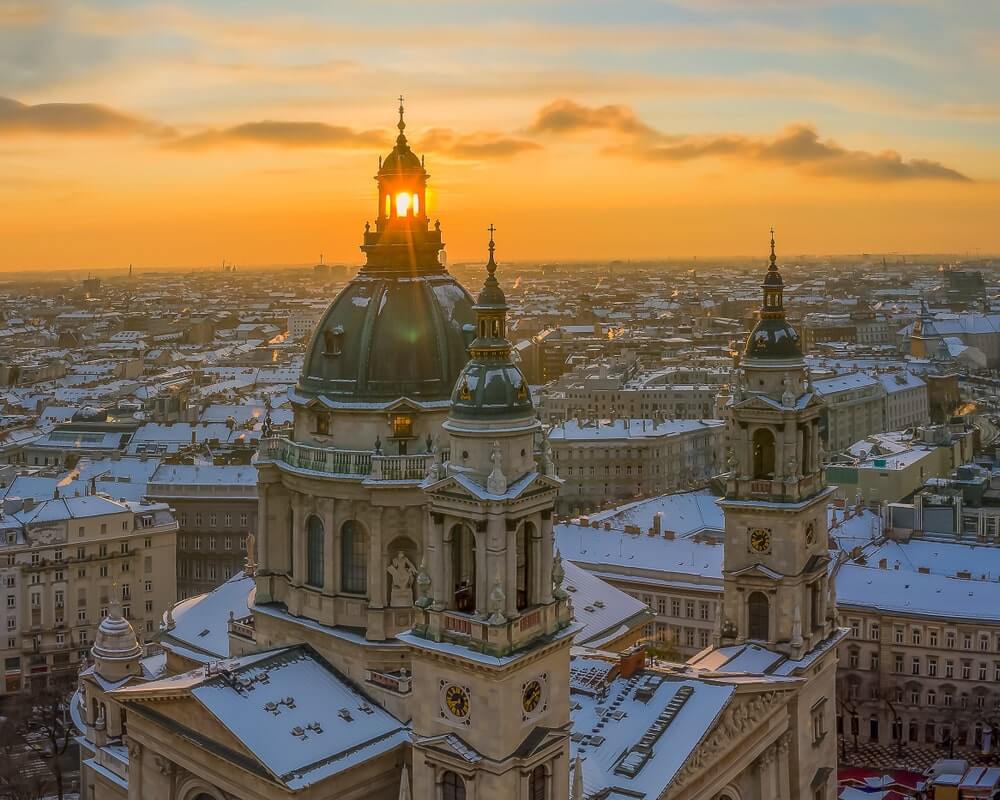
[1,1,999,271]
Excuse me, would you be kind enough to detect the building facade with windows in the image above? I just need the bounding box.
[0,493,176,695]
[546,417,724,514]
[146,463,257,598]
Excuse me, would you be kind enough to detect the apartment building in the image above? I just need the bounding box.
[146,463,256,598]
[879,371,930,432]
[814,372,886,452]
[547,418,724,514]
[837,536,1000,752]
[0,494,176,694]
[537,363,729,423]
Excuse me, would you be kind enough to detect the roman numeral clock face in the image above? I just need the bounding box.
[748,527,771,554]
[440,681,471,724]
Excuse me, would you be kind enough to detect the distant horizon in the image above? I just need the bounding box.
[1,250,997,280]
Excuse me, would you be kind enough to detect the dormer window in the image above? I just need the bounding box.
[323,326,344,357]
[316,413,330,436]
[390,414,413,439]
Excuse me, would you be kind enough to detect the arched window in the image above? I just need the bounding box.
[748,592,769,640]
[451,525,476,613]
[306,516,324,588]
[752,428,775,479]
[516,523,533,611]
[441,771,466,800]
[529,765,547,800]
[341,520,367,594]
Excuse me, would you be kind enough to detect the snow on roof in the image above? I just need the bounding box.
[15,494,137,524]
[149,463,258,487]
[877,371,925,393]
[191,647,407,789]
[161,572,254,660]
[557,521,723,581]
[837,561,1000,622]
[562,560,651,647]
[570,655,734,798]
[120,646,408,790]
[547,418,723,442]
[812,372,880,395]
[585,489,724,537]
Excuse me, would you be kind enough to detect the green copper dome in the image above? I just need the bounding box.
[298,273,475,402]
[450,361,533,420]
[745,316,802,360]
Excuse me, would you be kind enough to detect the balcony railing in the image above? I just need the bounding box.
[259,437,439,483]
[228,614,256,643]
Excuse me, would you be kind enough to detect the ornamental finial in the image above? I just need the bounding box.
[769,226,777,269]
[397,95,405,133]
[486,224,497,275]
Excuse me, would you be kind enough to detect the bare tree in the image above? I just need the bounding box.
[0,706,50,800]
[17,677,76,800]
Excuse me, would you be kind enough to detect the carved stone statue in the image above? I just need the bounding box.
[414,560,432,609]
[244,532,257,575]
[552,549,568,599]
[539,433,555,476]
[486,574,507,625]
[486,440,507,494]
[386,551,417,607]
[781,372,795,407]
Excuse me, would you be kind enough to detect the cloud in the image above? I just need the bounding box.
[0,96,171,138]
[167,121,388,151]
[416,128,541,160]
[528,99,659,138]
[533,99,969,182]
[625,123,970,182]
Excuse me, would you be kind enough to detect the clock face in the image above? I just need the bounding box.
[522,679,543,715]
[749,528,771,553]
[443,684,470,719]
[805,522,816,545]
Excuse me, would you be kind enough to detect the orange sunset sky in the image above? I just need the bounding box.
[1,1,999,271]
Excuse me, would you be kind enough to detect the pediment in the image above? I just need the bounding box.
[415,732,483,763]
[425,470,561,502]
[729,563,783,580]
[668,689,788,796]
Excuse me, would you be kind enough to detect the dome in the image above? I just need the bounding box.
[380,144,422,175]
[449,360,534,421]
[298,273,475,403]
[745,316,802,360]
[91,603,142,663]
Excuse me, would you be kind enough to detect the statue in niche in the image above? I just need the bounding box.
[387,550,417,607]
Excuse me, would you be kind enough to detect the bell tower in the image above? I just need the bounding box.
[401,229,574,800]
[720,230,836,659]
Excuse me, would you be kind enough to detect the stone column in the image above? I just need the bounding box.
[126,741,142,800]
[369,507,385,609]
[290,494,304,586]
[777,732,792,799]
[505,521,518,618]
[481,516,505,616]
[440,516,453,609]
[540,511,554,604]
[257,483,269,573]
[529,513,544,606]
[757,744,775,799]
[322,497,336,596]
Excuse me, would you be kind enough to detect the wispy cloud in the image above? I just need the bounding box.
[167,121,387,151]
[0,97,171,137]
[416,128,541,160]
[530,99,970,182]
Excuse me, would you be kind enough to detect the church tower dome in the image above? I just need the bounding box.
[743,229,802,365]
[447,227,535,427]
[296,99,476,405]
[91,590,143,682]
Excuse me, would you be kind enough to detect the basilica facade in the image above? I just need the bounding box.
[73,107,842,800]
